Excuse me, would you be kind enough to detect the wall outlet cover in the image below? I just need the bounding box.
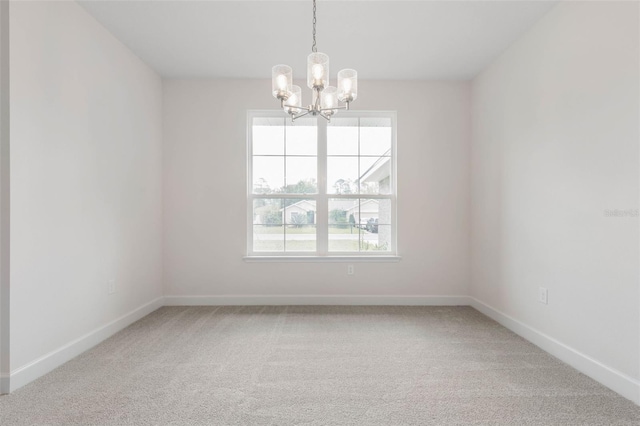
[538,287,548,304]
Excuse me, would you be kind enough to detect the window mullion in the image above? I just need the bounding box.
[283,118,287,251]
[316,119,328,255]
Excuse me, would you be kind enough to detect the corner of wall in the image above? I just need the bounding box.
[469,298,640,405]
[9,297,164,393]
[0,0,10,396]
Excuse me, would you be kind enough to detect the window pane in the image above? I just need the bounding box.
[377,199,392,225]
[253,198,284,252]
[360,117,392,157]
[283,199,316,226]
[327,156,358,194]
[285,225,316,252]
[362,225,391,252]
[286,118,317,156]
[253,156,284,193]
[284,199,316,252]
[359,198,379,251]
[285,157,317,193]
[327,198,391,252]
[360,157,391,194]
[359,199,391,251]
[253,118,284,155]
[253,225,284,252]
[327,117,358,155]
[358,198,379,228]
[328,198,360,252]
[253,198,283,226]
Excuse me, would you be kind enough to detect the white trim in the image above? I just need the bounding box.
[469,297,640,405]
[164,295,470,306]
[390,111,398,254]
[243,255,401,263]
[9,297,164,392]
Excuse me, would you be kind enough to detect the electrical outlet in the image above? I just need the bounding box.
[347,265,354,275]
[108,279,116,295]
[538,287,548,304]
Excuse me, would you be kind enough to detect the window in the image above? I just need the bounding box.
[247,111,396,258]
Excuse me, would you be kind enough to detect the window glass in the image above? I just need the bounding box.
[249,112,395,256]
[253,198,284,251]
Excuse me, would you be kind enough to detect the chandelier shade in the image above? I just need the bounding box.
[271,0,357,122]
[321,86,338,113]
[284,85,302,114]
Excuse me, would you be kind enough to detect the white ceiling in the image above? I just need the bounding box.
[78,0,559,80]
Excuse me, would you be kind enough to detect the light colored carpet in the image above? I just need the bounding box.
[1,306,639,425]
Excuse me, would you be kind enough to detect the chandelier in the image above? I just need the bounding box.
[271,0,358,122]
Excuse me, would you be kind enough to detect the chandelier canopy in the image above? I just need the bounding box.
[271,0,358,122]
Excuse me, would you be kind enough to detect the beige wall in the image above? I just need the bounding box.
[163,79,471,297]
[10,1,163,372]
[471,0,639,383]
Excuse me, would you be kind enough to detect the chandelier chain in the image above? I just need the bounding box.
[312,0,317,53]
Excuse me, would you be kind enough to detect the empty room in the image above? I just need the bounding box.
[0,0,639,424]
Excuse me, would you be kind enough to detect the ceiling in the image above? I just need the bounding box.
[78,0,559,80]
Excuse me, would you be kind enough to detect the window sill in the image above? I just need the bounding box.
[243,255,402,263]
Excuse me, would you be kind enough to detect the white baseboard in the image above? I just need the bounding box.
[9,297,164,393]
[164,295,472,306]
[469,297,640,405]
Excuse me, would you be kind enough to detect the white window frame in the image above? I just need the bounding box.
[245,110,399,262]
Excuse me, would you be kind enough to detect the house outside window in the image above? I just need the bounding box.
[247,111,396,258]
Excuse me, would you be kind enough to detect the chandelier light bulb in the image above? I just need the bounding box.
[311,63,325,88]
[342,79,352,93]
[312,64,324,80]
[276,74,288,91]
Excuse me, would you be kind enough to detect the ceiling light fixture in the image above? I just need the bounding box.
[271,0,358,122]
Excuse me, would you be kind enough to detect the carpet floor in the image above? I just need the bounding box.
[0,306,639,425]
